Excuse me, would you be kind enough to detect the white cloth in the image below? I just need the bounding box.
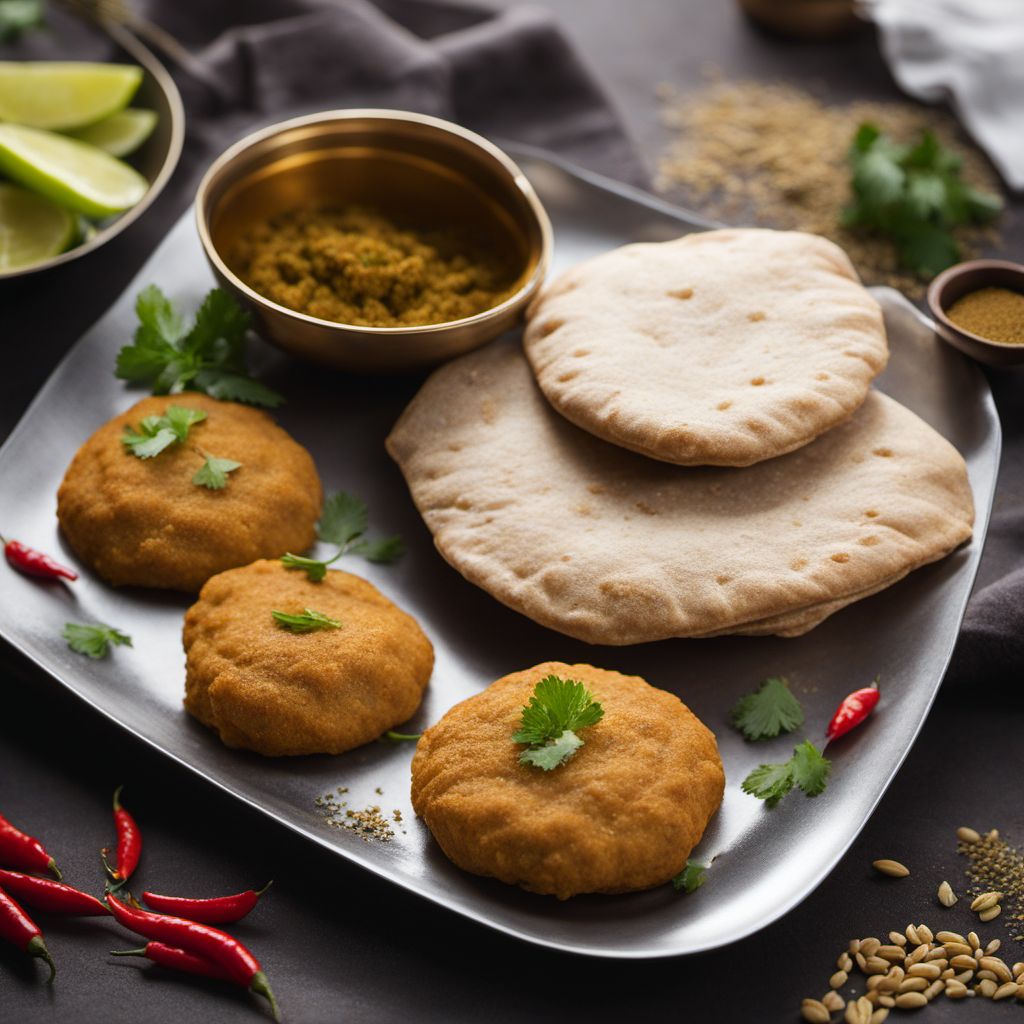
[863,0,1024,190]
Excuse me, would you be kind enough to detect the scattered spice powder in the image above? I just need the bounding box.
[231,205,518,327]
[958,826,1024,942]
[656,74,1003,296]
[314,787,406,842]
[946,287,1024,345]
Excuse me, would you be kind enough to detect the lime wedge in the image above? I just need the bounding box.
[0,62,143,131]
[67,108,157,158]
[0,124,148,218]
[0,182,76,270]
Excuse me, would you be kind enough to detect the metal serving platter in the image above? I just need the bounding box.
[0,148,1000,958]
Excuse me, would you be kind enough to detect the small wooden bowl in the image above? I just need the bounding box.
[927,259,1024,367]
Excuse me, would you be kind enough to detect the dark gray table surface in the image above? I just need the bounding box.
[2,2,1022,1022]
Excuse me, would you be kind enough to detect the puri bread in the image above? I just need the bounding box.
[523,229,889,466]
[411,662,724,899]
[385,337,974,644]
[57,394,322,591]
[183,560,433,756]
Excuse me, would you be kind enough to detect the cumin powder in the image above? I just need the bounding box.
[947,287,1024,345]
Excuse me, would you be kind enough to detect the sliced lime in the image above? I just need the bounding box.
[0,182,76,270]
[0,124,148,218]
[67,108,157,158]
[0,61,142,131]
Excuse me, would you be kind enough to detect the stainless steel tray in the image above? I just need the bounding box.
[0,148,1000,958]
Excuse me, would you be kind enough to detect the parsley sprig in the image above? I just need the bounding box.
[193,455,242,490]
[282,491,403,581]
[116,286,283,408]
[513,675,604,771]
[844,123,1002,277]
[122,406,207,459]
[741,740,831,807]
[672,860,707,894]
[271,608,342,633]
[63,622,132,659]
[730,676,804,741]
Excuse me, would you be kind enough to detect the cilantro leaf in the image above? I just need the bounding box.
[519,730,583,771]
[0,0,44,41]
[282,491,404,579]
[271,608,343,633]
[790,739,831,796]
[844,122,1002,278]
[741,741,831,807]
[121,405,206,459]
[513,675,604,771]
[730,676,804,741]
[192,456,242,490]
[115,286,283,408]
[672,861,707,894]
[63,622,132,659]
[318,492,369,547]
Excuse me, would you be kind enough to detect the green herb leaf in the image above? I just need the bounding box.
[519,730,583,771]
[383,731,421,742]
[121,405,206,459]
[672,860,707,894]
[271,608,343,633]
[63,622,132,659]
[741,741,831,807]
[192,456,242,490]
[350,536,405,563]
[513,675,604,771]
[280,552,328,582]
[0,0,44,41]
[730,676,804,741]
[845,122,1003,278]
[317,492,370,547]
[115,286,283,407]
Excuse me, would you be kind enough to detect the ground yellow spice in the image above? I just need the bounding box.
[947,287,1024,345]
[232,205,517,328]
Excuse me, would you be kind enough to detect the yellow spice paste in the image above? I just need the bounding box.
[231,205,517,328]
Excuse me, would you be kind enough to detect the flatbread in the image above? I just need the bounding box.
[523,229,889,467]
[386,338,973,645]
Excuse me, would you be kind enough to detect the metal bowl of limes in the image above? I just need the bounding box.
[0,21,183,280]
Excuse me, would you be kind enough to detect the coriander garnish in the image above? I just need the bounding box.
[383,731,421,743]
[672,860,707,894]
[62,622,132,659]
[192,454,242,490]
[281,491,403,581]
[122,406,206,458]
[513,675,604,771]
[115,286,283,408]
[730,676,804,741]
[271,608,342,633]
[741,739,831,807]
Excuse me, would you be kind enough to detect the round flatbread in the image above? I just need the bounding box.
[523,229,889,466]
[411,662,724,899]
[386,338,973,645]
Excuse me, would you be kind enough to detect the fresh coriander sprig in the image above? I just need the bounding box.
[122,406,207,459]
[513,675,604,771]
[271,608,342,633]
[0,0,44,42]
[383,731,422,743]
[672,861,707,894]
[63,622,133,659]
[281,491,403,581]
[730,676,804,742]
[192,454,242,490]
[115,286,284,408]
[844,123,1002,277]
[741,740,831,807]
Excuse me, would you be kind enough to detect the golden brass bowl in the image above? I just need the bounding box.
[195,109,552,372]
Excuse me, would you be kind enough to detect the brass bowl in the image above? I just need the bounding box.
[0,20,184,281]
[195,109,552,372]
[927,258,1024,367]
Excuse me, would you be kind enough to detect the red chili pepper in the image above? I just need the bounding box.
[103,786,142,887]
[111,941,236,982]
[105,892,279,1020]
[0,811,61,879]
[3,538,77,582]
[0,869,108,916]
[143,882,272,925]
[0,885,56,982]
[825,678,881,744]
